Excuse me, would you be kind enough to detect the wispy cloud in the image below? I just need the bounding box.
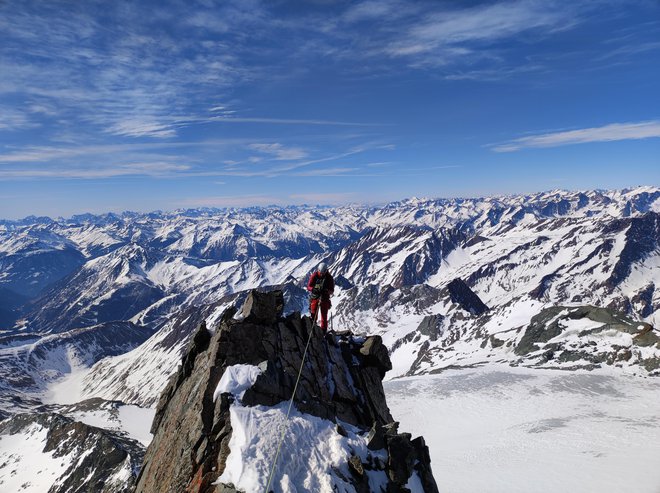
[248,143,308,160]
[178,191,358,209]
[0,137,389,181]
[384,1,573,57]
[293,167,358,176]
[0,162,191,179]
[336,0,595,72]
[106,119,179,139]
[210,116,381,126]
[492,120,660,152]
[0,107,40,131]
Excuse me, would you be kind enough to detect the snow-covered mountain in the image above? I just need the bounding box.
[0,186,659,491]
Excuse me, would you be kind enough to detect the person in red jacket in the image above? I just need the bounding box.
[307,262,335,331]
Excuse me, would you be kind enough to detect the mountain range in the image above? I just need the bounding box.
[0,186,659,491]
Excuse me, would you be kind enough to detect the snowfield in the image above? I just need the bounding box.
[385,367,660,493]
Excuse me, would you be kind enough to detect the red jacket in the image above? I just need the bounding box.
[307,271,335,302]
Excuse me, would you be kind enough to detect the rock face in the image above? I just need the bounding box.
[135,290,439,493]
[445,278,489,316]
[416,315,445,341]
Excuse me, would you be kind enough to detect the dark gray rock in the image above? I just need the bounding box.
[417,314,445,341]
[239,289,284,324]
[515,305,660,372]
[445,278,489,316]
[606,212,660,289]
[515,306,567,356]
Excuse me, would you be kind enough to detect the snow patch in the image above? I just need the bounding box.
[214,364,262,401]
[215,402,399,493]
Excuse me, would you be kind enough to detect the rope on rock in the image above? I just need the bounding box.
[263,307,319,493]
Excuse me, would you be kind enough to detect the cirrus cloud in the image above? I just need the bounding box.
[492,120,660,152]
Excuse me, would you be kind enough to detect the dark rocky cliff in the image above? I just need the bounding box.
[135,289,439,493]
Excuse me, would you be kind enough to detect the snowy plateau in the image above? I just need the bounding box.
[0,186,659,492]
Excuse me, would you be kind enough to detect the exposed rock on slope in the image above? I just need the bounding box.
[396,301,660,377]
[136,290,438,493]
[0,411,144,493]
[513,305,660,372]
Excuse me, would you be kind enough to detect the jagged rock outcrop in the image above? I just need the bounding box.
[0,412,144,493]
[135,289,439,493]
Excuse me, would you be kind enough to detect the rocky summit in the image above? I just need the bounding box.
[135,289,439,493]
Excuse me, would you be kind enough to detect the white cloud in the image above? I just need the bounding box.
[211,116,378,126]
[0,107,38,130]
[107,119,179,139]
[343,0,406,23]
[493,120,660,152]
[293,167,357,176]
[342,0,587,69]
[0,162,191,179]
[248,143,308,160]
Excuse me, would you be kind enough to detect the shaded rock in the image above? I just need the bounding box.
[367,422,386,450]
[515,305,660,372]
[359,335,393,378]
[489,335,505,348]
[633,325,660,348]
[386,433,415,485]
[606,212,660,289]
[445,278,489,316]
[515,306,567,356]
[334,274,354,290]
[239,289,284,324]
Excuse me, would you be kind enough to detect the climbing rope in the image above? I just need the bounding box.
[263,307,319,493]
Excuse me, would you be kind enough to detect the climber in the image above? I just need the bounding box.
[307,262,335,331]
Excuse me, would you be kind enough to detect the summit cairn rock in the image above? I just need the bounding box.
[135,289,439,493]
[239,289,284,324]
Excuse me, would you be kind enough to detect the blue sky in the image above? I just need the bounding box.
[0,0,659,219]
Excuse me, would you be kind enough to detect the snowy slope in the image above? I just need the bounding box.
[0,411,145,493]
[0,186,657,407]
[385,367,660,493]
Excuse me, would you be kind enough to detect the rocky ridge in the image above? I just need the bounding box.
[136,290,438,493]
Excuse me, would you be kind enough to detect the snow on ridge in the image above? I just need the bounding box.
[216,402,396,493]
[213,363,409,493]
